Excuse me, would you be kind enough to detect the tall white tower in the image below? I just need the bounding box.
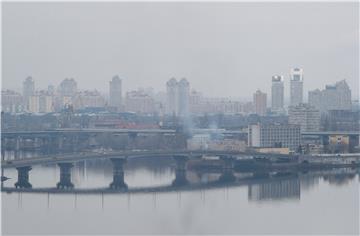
[290,68,304,106]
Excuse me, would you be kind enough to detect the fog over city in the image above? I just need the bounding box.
[1,2,360,235]
[2,2,359,99]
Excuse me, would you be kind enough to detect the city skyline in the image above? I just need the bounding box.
[2,73,355,115]
[2,70,357,101]
[2,2,359,99]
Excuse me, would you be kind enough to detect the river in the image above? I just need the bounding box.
[2,155,359,235]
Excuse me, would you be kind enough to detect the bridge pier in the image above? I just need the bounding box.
[71,135,79,152]
[1,137,6,160]
[1,148,5,161]
[15,137,22,151]
[128,132,138,150]
[14,166,32,189]
[109,158,128,190]
[172,155,189,187]
[44,136,52,154]
[218,156,236,183]
[57,136,64,151]
[56,163,74,189]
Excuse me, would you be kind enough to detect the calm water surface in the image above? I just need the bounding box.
[1,155,359,235]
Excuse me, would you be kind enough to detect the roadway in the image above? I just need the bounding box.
[3,148,360,169]
[2,128,358,138]
[1,128,176,137]
[0,150,244,169]
[1,149,292,169]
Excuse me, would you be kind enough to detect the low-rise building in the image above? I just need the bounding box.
[248,123,301,151]
[187,134,246,151]
[328,135,350,153]
[252,147,290,155]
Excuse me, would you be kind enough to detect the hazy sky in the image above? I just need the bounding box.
[2,2,359,100]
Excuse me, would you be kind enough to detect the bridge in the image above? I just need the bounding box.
[1,149,290,169]
[2,128,358,144]
[2,148,360,190]
[2,167,358,197]
[1,172,301,195]
[1,128,177,138]
[0,128,184,154]
[0,149,295,190]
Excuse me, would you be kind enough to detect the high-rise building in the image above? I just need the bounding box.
[28,91,54,113]
[73,90,106,110]
[28,96,39,113]
[124,89,156,114]
[248,123,301,151]
[271,75,284,113]
[38,93,54,113]
[308,80,352,113]
[22,76,35,110]
[47,85,55,95]
[288,103,321,132]
[308,89,322,111]
[189,90,203,113]
[109,75,122,111]
[165,78,190,117]
[166,78,179,115]
[58,78,77,97]
[57,78,77,109]
[253,90,267,116]
[177,78,190,117]
[1,90,24,113]
[290,68,304,106]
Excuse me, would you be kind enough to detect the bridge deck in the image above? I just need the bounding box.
[1,150,255,169]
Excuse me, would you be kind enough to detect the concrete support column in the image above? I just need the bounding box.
[56,163,74,189]
[1,147,5,161]
[109,158,128,190]
[69,135,80,152]
[128,132,138,150]
[46,136,52,154]
[58,136,64,151]
[14,166,32,188]
[15,137,22,151]
[14,150,20,160]
[218,155,236,183]
[89,135,97,148]
[1,138,6,160]
[172,155,189,187]
[34,137,39,149]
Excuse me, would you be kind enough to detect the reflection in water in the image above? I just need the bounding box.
[2,154,360,235]
[3,157,359,201]
[248,177,300,201]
